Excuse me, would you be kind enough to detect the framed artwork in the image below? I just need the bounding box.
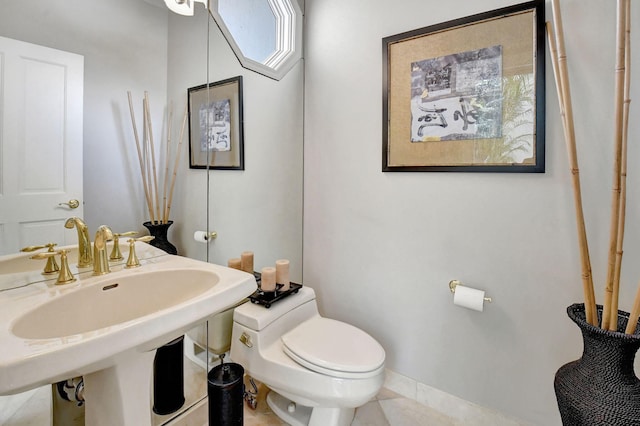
[188,76,244,170]
[382,0,545,172]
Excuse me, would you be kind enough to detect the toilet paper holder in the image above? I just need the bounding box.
[449,280,492,303]
[194,231,218,243]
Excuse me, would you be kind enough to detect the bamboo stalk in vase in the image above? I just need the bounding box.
[162,101,173,224]
[127,91,155,223]
[627,283,640,334]
[621,0,634,334]
[165,104,188,223]
[546,24,567,129]
[603,0,629,330]
[611,151,627,331]
[611,47,631,332]
[144,92,162,224]
[550,0,598,326]
[142,98,156,224]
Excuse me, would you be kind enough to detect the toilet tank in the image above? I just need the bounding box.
[233,286,317,332]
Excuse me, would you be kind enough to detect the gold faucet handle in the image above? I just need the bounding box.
[110,231,138,261]
[114,231,138,238]
[30,250,76,284]
[125,236,155,268]
[21,243,57,253]
[28,244,60,275]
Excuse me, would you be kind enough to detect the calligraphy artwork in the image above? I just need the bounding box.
[410,46,503,142]
[200,98,232,152]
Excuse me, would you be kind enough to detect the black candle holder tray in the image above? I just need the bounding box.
[249,282,303,308]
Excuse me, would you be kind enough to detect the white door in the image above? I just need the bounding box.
[0,36,84,255]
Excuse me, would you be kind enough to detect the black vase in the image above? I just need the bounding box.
[554,303,640,425]
[143,221,178,255]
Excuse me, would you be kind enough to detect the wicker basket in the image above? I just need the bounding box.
[554,304,640,425]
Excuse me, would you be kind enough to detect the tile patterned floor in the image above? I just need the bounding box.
[242,387,459,426]
[1,385,460,426]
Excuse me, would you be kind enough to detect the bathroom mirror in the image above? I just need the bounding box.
[209,0,303,80]
[0,2,211,424]
[0,0,304,424]
[0,0,178,257]
[0,0,303,263]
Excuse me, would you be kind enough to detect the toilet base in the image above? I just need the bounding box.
[266,391,355,426]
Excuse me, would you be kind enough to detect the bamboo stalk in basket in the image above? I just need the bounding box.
[627,283,640,335]
[546,25,567,129]
[549,0,598,326]
[603,0,629,330]
[144,92,162,223]
[621,0,635,334]
[127,91,155,222]
[165,104,188,223]
[611,0,632,330]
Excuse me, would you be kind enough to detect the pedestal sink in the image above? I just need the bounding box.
[0,254,257,425]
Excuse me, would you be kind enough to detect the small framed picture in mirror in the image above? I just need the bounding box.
[188,76,244,170]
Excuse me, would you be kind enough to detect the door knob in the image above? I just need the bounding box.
[59,199,80,209]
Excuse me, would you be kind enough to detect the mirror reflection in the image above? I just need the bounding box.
[0,0,174,255]
[0,0,304,424]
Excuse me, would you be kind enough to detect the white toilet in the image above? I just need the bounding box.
[230,286,386,426]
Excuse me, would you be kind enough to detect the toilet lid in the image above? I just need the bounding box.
[281,317,385,379]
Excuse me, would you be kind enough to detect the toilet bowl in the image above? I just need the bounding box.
[230,287,385,426]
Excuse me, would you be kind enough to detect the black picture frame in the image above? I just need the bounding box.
[382,0,545,172]
[188,76,244,170]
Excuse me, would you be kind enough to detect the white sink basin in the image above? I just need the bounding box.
[0,254,257,425]
[12,268,217,339]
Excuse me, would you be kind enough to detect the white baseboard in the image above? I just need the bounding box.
[384,369,530,426]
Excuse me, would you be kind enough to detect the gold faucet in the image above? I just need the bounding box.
[31,249,76,285]
[125,236,155,268]
[110,231,138,261]
[93,225,114,275]
[64,217,93,268]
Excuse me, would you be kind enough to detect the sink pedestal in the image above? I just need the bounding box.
[83,349,156,426]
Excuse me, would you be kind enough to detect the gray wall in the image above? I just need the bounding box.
[303,0,640,424]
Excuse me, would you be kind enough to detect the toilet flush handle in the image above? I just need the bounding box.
[239,332,253,348]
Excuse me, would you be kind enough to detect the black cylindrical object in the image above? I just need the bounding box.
[153,335,185,415]
[207,362,244,426]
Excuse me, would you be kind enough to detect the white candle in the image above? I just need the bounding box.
[227,258,242,270]
[241,251,254,274]
[275,259,290,291]
[261,266,276,292]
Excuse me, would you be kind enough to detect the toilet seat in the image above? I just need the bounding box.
[281,317,385,379]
